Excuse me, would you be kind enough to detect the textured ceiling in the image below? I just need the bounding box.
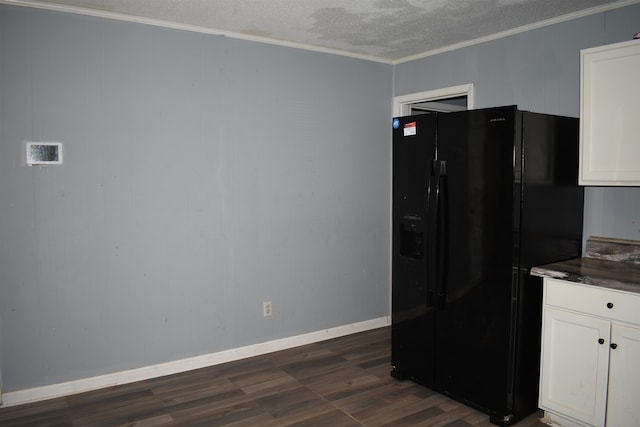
[6,0,634,62]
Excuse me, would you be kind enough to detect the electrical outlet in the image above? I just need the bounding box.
[263,301,272,318]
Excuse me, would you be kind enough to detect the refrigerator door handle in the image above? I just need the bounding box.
[433,160,449,310]
[426,173,436,306]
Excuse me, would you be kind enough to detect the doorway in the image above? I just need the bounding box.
[393,84,474,116]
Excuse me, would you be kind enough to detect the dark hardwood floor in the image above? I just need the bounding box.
[0,327,547,426]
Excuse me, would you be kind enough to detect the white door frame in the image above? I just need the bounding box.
[392,83,475,117]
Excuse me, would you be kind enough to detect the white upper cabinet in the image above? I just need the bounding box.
[579,39,640,186]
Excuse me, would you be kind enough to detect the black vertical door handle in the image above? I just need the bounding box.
[426,174,436,306]
[432,159,448,310]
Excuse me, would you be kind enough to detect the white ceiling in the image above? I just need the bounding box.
[6,0,636,62]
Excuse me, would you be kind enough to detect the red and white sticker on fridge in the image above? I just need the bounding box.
[404,121,417,137]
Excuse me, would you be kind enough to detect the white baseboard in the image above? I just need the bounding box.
[1,316,390,408]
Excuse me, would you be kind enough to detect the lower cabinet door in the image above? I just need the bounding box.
[539,307,610,427]
[606,324,640,427]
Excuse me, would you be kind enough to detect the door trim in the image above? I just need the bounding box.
[393,84,475,117]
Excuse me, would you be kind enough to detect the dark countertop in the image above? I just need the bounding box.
[531,257,640,294]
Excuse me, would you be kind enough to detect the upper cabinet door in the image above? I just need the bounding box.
[579,40,640,186]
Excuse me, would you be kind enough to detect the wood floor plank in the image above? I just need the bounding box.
[113,413,175,427]
[0,398,69,424]
[0,406,72,427]
[285,409,362,427]
[236,375,299,395]
[71,395,165,427]
[171,400,264,426]
[305,371,382,400]
[379,405,445,427]
[353,393,447,426]
[152,378,241,405]
[205,411,279,427]
[253,386,333,420]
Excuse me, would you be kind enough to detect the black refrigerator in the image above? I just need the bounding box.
[390,106,583,426]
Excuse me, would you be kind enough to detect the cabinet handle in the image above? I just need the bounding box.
[598,338,605,344]
[607,302,614,309]
[610,343,618,350]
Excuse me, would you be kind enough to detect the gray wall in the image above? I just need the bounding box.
[0,5,393,392]
[395,3,640,246]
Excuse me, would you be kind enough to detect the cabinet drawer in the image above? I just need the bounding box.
[545,278,640,326]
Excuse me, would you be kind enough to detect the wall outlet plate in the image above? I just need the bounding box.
[263,301,272,317]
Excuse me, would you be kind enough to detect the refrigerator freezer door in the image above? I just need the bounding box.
[391,114,437,386]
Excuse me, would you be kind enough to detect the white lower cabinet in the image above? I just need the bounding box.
[605,324,640,427]
[540,307,609,426]
[539,278,640,427]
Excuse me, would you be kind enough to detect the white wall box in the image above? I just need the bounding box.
[579,39,640,186]
[539,278,640,427]
[26,142,63,165]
